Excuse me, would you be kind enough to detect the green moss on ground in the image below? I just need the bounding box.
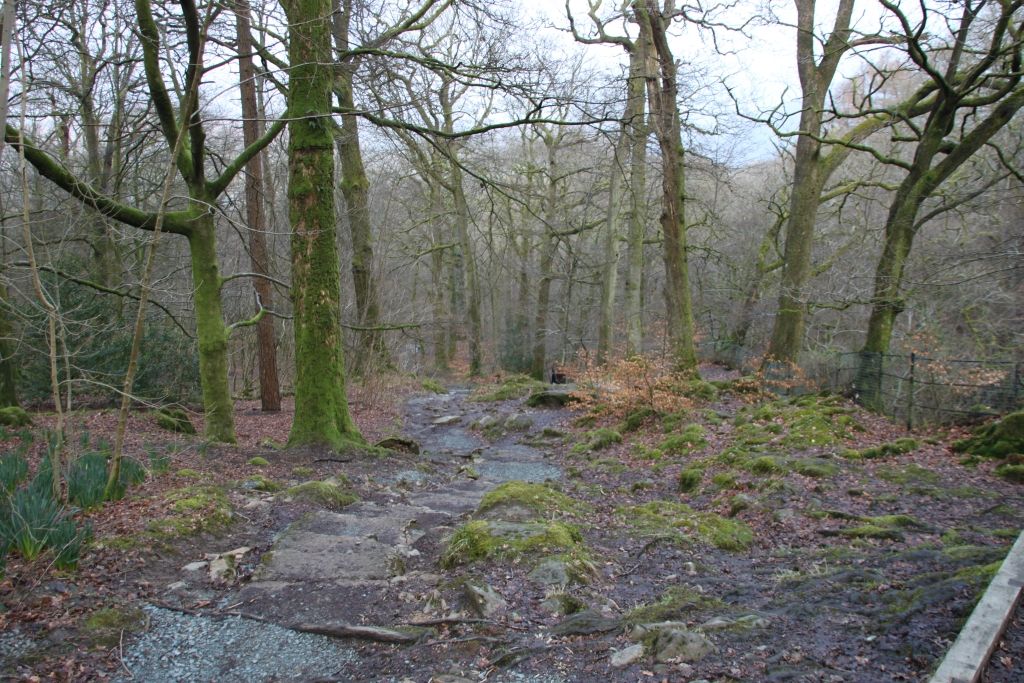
[248,456,270,466]
[617,501,753,551]
[658,424,707,456]
[571,427,622,454]
[83,607,147,647]
[283,479,357,510]
[155,406,196,435]
[995,463,1024,483]
[843,438,919,460]
[953,412,1024,458]
[790,458,839,478]
[147,484,232,537]
[623,586,723,626]
[619,407,659,433]
[0,406,31,427]
[877,463,940,486]
[440,519,585,568]
[477,481,591,519]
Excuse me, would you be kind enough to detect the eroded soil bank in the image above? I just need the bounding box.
[1,371,1021,682]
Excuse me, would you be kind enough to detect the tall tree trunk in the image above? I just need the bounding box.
[765,0,855,363]
[0,280,17,407]
[332,0,390,372]
[531,233,555,380]
[597,137,625,365]
[188,215,236,443]
[641,4,697,374]
[449,157,482,375]
[426,185,450,372]
[623,32,649,358]
[284,0,361,449]
[235,0,281,411]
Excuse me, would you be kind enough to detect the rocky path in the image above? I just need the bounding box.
[119,387,570,682]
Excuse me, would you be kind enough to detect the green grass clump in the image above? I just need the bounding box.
[0,487,91,568]
[248,456,270,467]
[284,479,357,510]
[712,472,739,489]
[617,500,753,551]
[441,519,584,568]
[995,463,1024,483]
[678,468,703,493]
[477,481,590,519]
[572,428,622,454]
[659,424,707,456]
[473,374,546,402]
[619,407,659,433]
[421,378,447,394]
[746,456,783,474]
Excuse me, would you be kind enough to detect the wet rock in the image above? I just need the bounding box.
[540,592,586,615]
[648,628,714,663]
[182,561,208,572]
[461,582,506,617]
[529,558,571,586]
[433,415,461,426]
[474,415,500,431]
[503,413,534,431]
[207,547,251,583]
[550,609,621,635]
[610,643,645,667]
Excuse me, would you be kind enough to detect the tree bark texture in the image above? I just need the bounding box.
[284,0,362,449]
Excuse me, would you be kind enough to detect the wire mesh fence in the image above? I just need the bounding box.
[696,341,1022,428]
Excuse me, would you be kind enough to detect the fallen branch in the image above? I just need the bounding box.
[290,622,417,643]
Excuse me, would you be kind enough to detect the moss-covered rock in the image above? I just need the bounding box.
[282,479,357,510]
[617,501,753,551]
[440,519,584,568]
[623,586,722,626]
[953,411,1024,458]
[0,406,31,427]
[147,484,232,537]
[526,390,578,408]
[476,481,591,520]
[248,456,270,467]
[155,406,196,435]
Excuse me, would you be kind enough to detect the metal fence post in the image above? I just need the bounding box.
[907,352,915,430]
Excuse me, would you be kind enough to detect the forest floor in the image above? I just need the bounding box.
[0,367,1021,682]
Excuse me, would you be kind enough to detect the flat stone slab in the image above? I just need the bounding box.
[259,531,397,581]
[476,460,562,483]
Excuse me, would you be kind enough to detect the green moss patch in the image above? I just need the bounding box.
[617,501,753,551]
[995,463,1024,483]
[623,585,723,626]
[790,458,839,478]
[732,395,859,453]
[421,378,447,394]
[658,424,707,456]
[477,481,590,520]
[83,607,146,647]
[283,479,357,510]
[953,411,1024,458]
[877,463,940,486]
[247,457,270,467]
[0,406,31,427]
[147,485,232,538]
[440,519,585,568]
[619,407,659,433]
[571,428,622,454]
[678,468,703,493]
[843,438,919,460]
[155,406,196,435]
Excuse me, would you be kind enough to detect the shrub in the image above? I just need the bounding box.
[0,487,64,561]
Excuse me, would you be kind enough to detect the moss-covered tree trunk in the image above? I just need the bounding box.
[597,131,625,365]
[331,1,390,372]
[765,0,855,364]
[530,232,555,381]
[641,4,697,375]
[188,215,236,443]
[623,32,649,358]
[284,0,361,449]
[0,282,18,407]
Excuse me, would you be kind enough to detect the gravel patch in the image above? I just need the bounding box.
[116,606,357,682]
